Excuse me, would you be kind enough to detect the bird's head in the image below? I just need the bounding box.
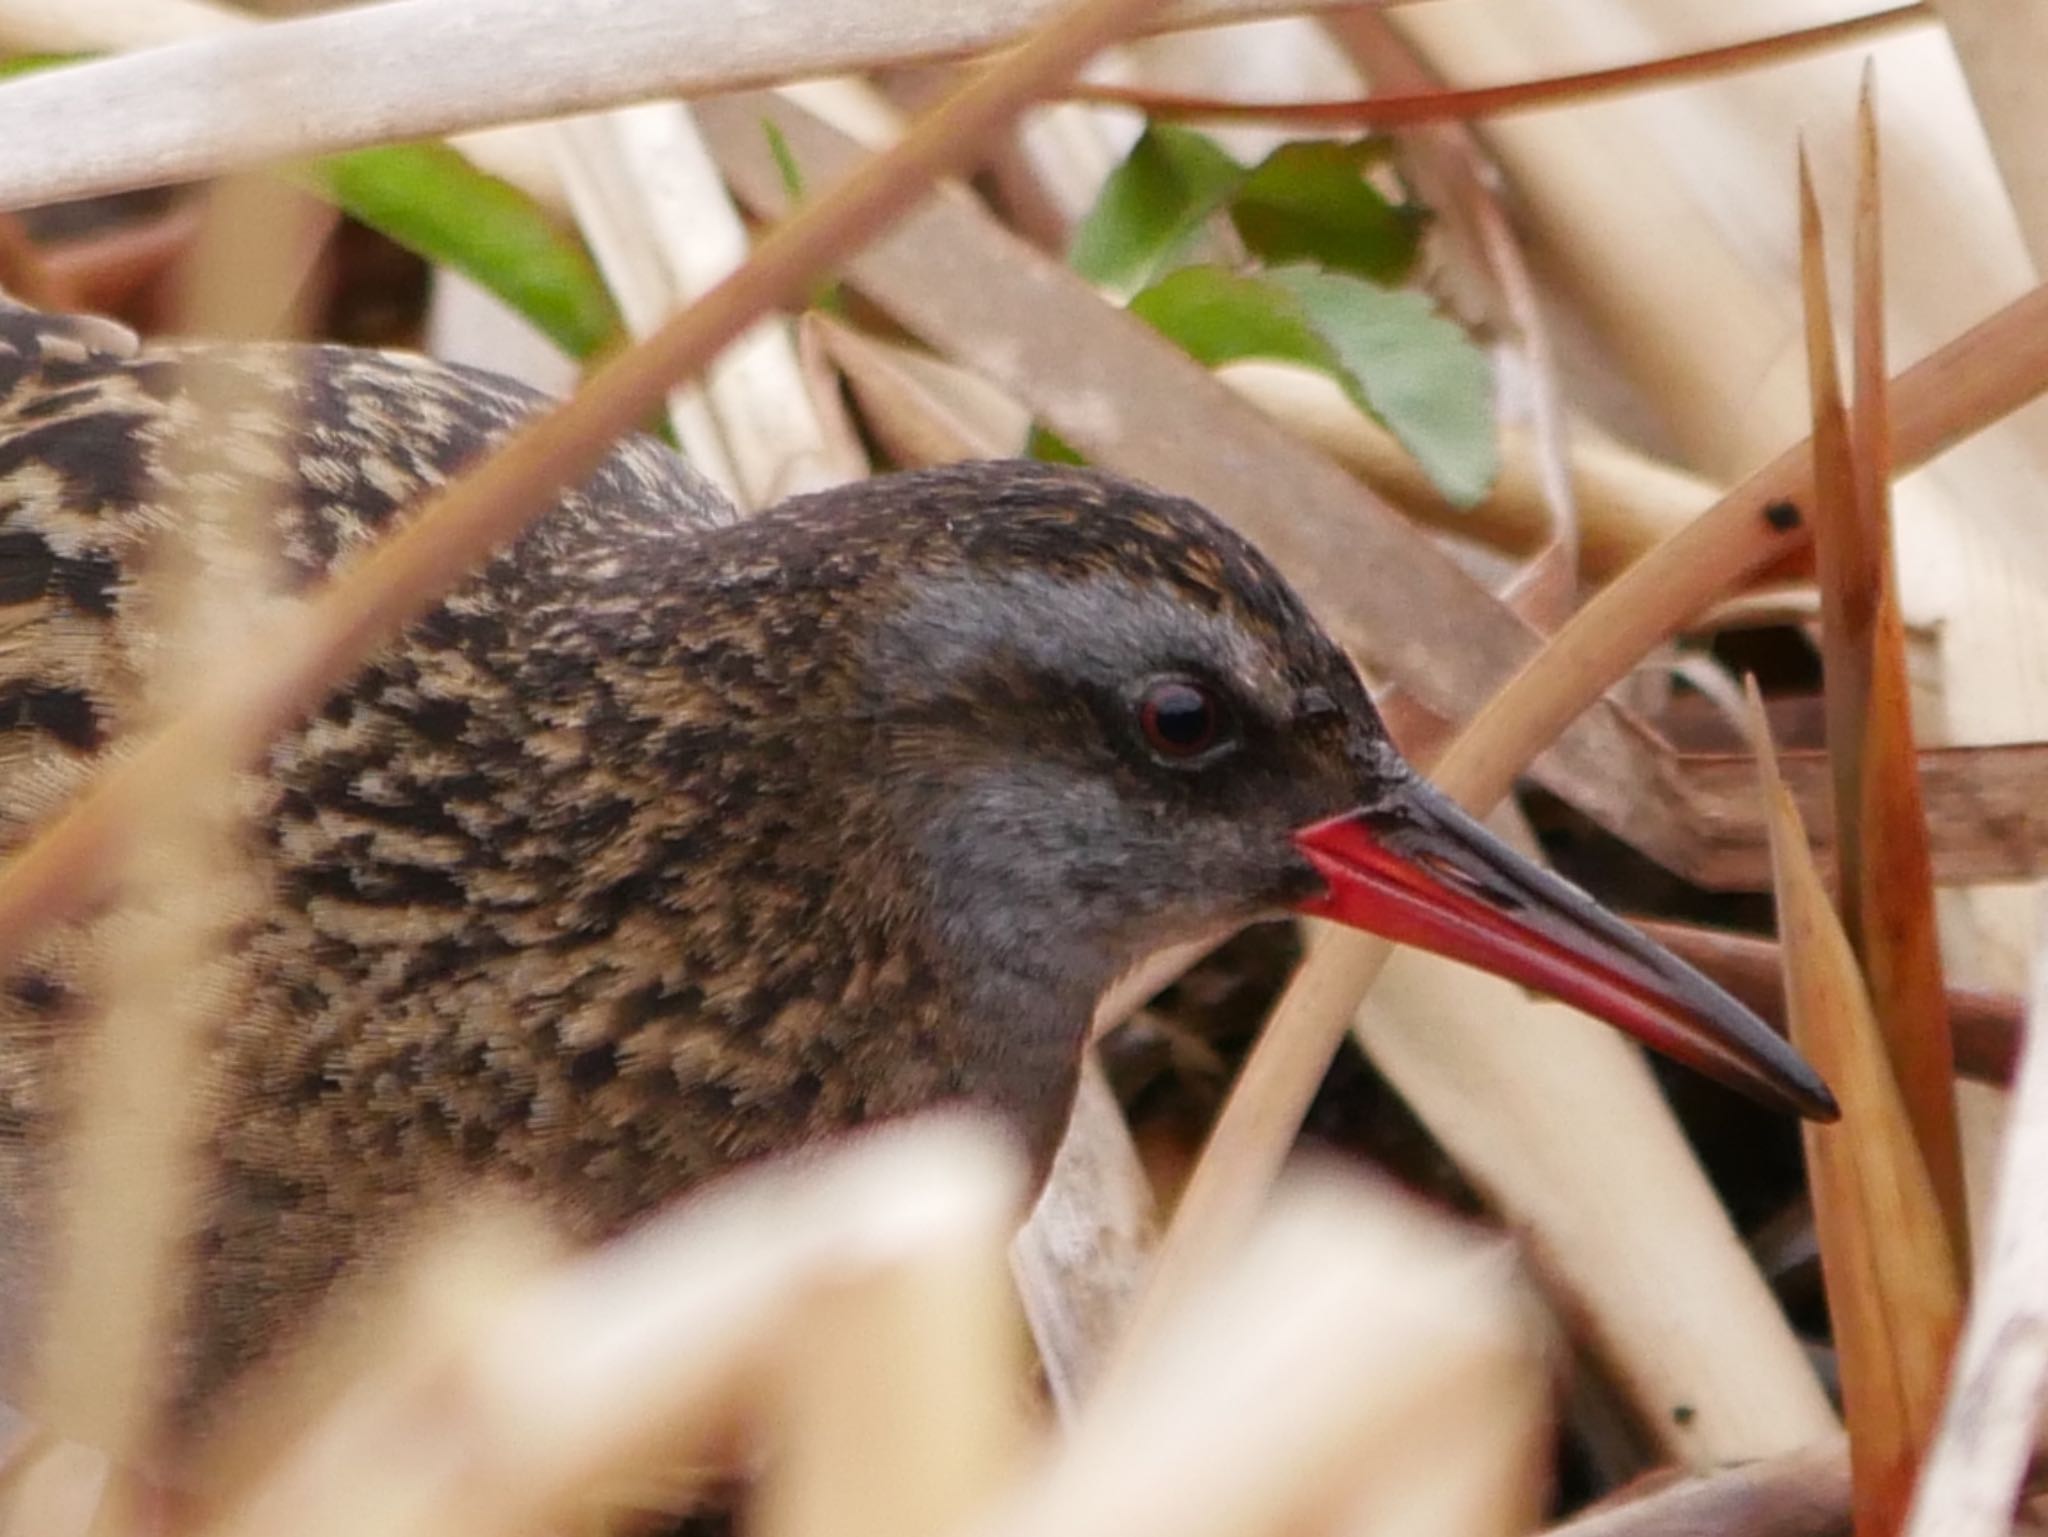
[758,462,1834,1122]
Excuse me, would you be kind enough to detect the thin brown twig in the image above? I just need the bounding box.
[1064,5,1929,128]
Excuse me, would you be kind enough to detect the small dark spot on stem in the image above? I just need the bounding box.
[1763,500,1801,532]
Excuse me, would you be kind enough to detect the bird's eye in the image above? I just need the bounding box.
[1137,678,1224,761]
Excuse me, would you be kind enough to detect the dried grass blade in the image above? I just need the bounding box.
[751,1154,1025,1537]
[1544,1437,1850,1537]
[1748,678,1961,1537]
[202,1118,1024,1537]
[30,173,315,1492]
[0,0,1171,978]
[991,1174,1548,1537]
[1904,911,2048,1537]
[1827,81,1966,1266]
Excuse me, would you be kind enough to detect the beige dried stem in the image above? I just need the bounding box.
[742,1142,1027,1537]
[1749,675,1961,1537]
[1543,1437,1852,1537]
[24,172,321,1512]
[549,110,743,500]
[0,0,1174,978]
[1802,100,1966,1268]
[200,1117,1025,1537]
[553,105,864,509]
[0,0,1403,211]
[986,1173,1548,1537]
[1904,913,2048,1537]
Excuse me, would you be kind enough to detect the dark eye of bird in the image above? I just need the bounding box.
[1136,678,1225,761]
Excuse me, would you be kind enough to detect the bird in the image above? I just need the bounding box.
[0,300,1833,1439]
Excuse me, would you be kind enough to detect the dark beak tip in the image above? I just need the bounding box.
[1287,796,1843,1128]
[1797,1077,1843,1124]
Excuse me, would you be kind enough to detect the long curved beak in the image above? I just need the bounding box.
[1293,780,1837,1121]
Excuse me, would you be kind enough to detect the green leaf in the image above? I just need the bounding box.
[0,52,81,80]
[1131,265,1496,506]
[1027,424,1087,464]
[764,119,807,202]
[1230,140,1423,284]
[1268,267,1495,506]
[1128,264,1332,371]
[1068,125,1243,299]
[301,143,623,361]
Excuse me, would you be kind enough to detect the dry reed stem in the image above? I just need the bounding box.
[1011,1057,1159,1417]
[1545,1438,1852,1537]
[1802,107,1966,1268]
[1749,678,1961,1537]
[1635,921,2024,1087]
[549,113,743,501]
[558,106,862,509]
[1351,942,1838,1464]
[1331,9,1580,624]
[0,0,1173,977]
[814,319,1031,466]
[748,1157,1025,1537]
[202,1118,1024,1537]
[1008,937,1211,1413]
[1068,5,1928,128]
[0,0,1389,212]
[1904,912,2048,1537]
[987,1173,1548,1537]
[1929,0,2048,269]
[28,174,313,1487]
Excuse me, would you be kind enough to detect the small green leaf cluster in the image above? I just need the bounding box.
[1063,124,1497,507]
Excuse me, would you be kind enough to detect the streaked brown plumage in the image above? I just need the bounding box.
[0,302,1829,1441]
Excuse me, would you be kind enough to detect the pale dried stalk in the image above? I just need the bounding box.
[1353,947,1838,1463]
[204,1118,1025,1537]
[989,1173,1548,1537]
[1546,1438,1852,1537]
[0,0,1381,211]
[549,112,741,499]
[31,174,311,1476]
[0,0,568,211]
[1905,908,2048,1537]
[0,0,1173,976]
[557,106,862,509]
[1007,935,1210,1414]
[1219,360,1719,585]
[1012,1057,1159,1417]
[424,272,581,398]
[815,320,1031,466]
[749,1153,1025,1537]
[1930,0,2048,271]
